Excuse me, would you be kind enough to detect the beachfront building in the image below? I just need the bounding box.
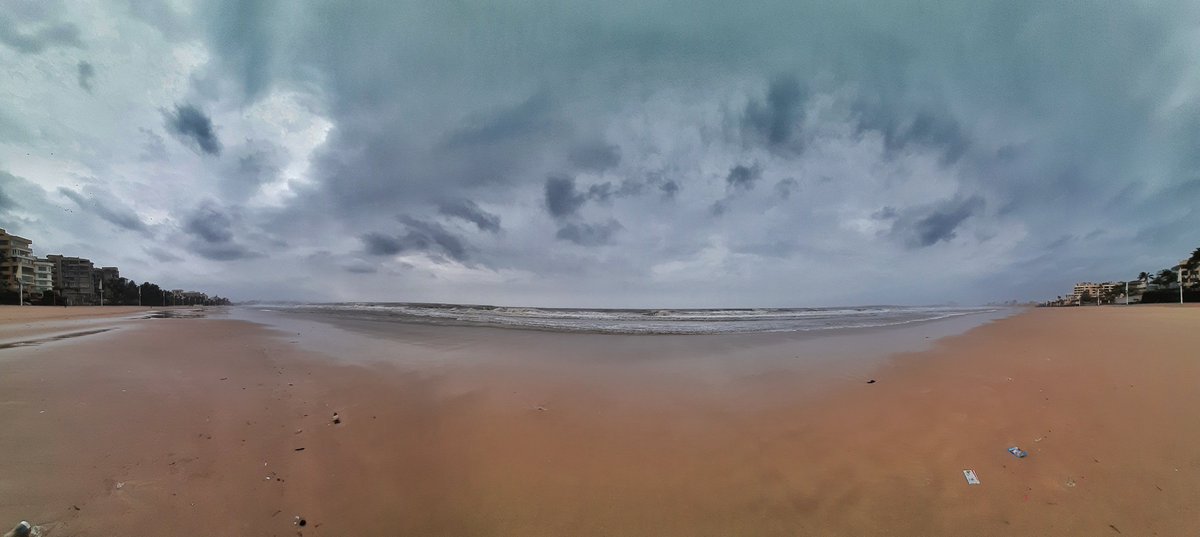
[1070,281,1122,304]
[1176,260,1199,289]
[179,291,208,304]
[47,255,97,305]
[0,229,38,300]
[33,258,54,295]
[94,266,120,303]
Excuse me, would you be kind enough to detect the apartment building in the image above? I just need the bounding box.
[1176,260,1199,289]
[46,255,96,305]
[0,228,37,299]
[33,258,53,294]
[1071,282,1118,304]
[95,266,120,302]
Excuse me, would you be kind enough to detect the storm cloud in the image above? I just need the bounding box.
[164,104,221,155]
[58,186,149,233]
[556,220,623,246]
[568,142,622,172]
[362,218,470,262]
[438,199,501,233]
[0,16,82,54]
[743,75,805,150]
[76,60,95,91]
[725,164,762,191]
[3,1,1199,305]
[881,196,987,249]
[184,203,234,244]
[545,175,587,219]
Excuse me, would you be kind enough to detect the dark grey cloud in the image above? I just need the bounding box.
[361,218,470,262]
[138,128,168,161]
[164,103,221,155]
[556,219,622,246]
[204,0,275,99]
[361,232,403,256]
[774,178,798,200]
[725,164,761,191]
[184,202,234,243]
[77,60,95,92]
[853,103,971,164]
[588,179,645,203]
[191,242,259,261]
[443,93,564,150]
[709,200,728,217]
[659,180,680,200]
[0,171,64,226]
[437,199,501,233]
[126,0,189,39]
[544,174,645,219]
[144,246,183,263]
[58,186,149,233]
[882,196,986,248]
[181,202,259,261]
[568,142,621,171]
[6,0,1199,304]
[343,259,377,274]
[0,16,82,54]
[221,140,283,199]
[400,217,469,261]
[742,75,805,150]
[0,173,21,214]
[545,175,587,218]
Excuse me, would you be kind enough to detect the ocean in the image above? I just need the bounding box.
[257,303,1000,335]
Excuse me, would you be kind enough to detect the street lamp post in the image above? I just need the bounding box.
[1181,266,1185,305]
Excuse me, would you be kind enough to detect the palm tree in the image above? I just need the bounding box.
[1155,269,1176,285]
[1137,271,1150,282]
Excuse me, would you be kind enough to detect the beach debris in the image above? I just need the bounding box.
[115,481,124,490]
[1109,523,1121,534]
[535,405,548,412]
[1065,477,1077,487]
[294,516,307,527]
[294,447,305,452]
[332,412,341,425]
[1033,436,1044,443]
[866,379,876,384]
[963,469,980,485]
[1008,446,1028,458]
[3,521,32,537]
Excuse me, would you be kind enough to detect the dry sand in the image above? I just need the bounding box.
[0,306,157,324]
[0,305,1196,536]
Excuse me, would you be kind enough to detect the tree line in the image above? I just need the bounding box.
[2,277,230,306]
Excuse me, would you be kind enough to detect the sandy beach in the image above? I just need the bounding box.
[0,305,1197,536]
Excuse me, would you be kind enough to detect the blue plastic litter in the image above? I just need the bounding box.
[1008,446,1028,458]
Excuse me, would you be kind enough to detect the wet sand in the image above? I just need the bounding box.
[0,305,1197,535]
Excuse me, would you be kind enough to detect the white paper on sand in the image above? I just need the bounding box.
[963,469,980,485]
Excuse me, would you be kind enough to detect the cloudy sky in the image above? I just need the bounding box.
[2,0,1198,307]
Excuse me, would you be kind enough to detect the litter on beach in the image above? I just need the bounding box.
[1008,446,1028,458]
[3,521,32,537]
[963,469,980,485]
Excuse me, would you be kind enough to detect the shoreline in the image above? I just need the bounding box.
[0,305,1196,535]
